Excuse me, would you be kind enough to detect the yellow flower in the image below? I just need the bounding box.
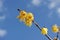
[41,28,48,35]
[25,20,32,27]
[25,12,34,21]
[24,12,34,26]
[17,10,27,21]
[52,24,59,33]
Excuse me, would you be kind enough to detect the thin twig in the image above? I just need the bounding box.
[56,32,59,40]
[17,9,21,12]
[32,21,53,40]
[17,9,53,40]
[32,21,41,30]
[56,27,60,40]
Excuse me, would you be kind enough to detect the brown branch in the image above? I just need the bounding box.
[32,21,53,40]
[17,9,21,12]
[32,21,41,30]
[17,9,53,40]
[56,27,60,40]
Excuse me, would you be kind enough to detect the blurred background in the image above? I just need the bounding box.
[0,0,60,40]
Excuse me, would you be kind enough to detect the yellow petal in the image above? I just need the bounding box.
[52,24,59,33]
[17,16,19,18]
[41,28,48,35]
[26,12,34,21]
[17,10,27,21]
[24,12,34,26]
[25,20,32,27]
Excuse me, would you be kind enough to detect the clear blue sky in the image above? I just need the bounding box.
[0,0,60,40]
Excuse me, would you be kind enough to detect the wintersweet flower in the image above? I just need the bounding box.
[25,20,32,26]
[17,10,27,21]
[52,24,59,33]
[41,28,48,35]
[25,12,34,21]
[24,12,34,26]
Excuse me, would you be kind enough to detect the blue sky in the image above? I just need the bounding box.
[0,0,60,40]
